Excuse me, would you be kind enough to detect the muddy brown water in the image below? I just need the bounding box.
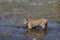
[0,21,60,40]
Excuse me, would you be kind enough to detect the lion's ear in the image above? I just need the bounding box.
[26,18,28,21]
[24,18,28,21]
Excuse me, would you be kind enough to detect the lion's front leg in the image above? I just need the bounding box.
[28,23,32,29]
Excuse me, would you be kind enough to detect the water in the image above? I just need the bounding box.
[0,0,60,40]
[0,21,60,40]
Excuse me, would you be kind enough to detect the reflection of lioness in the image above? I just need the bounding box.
[24,18,48,29]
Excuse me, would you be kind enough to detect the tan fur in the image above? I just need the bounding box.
[24,18,48,29]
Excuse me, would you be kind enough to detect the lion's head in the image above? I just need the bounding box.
[24,18,29,24]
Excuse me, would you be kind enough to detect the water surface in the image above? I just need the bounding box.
[0,21,60,40]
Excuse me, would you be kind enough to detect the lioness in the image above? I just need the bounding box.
[24,18,48,29]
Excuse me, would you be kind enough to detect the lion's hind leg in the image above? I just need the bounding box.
[41,22,47,29]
